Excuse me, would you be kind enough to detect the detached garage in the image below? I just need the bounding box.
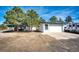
[39,22,64,33]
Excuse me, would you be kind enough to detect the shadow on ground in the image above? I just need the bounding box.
[48,37,79,52]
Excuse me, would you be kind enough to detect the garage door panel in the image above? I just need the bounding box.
[49,26,62,32]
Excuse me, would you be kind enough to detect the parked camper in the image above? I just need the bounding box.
[75,23,79,32]
[64,23,79,33]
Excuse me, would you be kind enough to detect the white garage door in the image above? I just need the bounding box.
[49,25,62,32]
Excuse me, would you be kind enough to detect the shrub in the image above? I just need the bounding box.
[0,25,7,30]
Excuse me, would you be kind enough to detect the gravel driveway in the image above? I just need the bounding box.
[0,32,55,52]
[0,32,79,52]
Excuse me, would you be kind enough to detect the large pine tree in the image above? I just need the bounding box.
[4,6,26,25]
[26,9,40,31]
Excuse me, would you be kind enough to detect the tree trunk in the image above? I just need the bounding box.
[30,26,32,31]
[14,25,18,31]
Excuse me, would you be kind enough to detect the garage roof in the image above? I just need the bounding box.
[40,22,63,25]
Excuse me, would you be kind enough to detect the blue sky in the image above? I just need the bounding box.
[0,6,79,24]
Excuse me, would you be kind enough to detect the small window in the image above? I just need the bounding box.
[45,24,48,30]
[64,27,66,28]
[77,25,79,27]
[73,24,75,27]
[69,25,71,27]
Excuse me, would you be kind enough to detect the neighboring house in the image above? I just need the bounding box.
[6,24,16,31]
[6,23,29,31]
[5,23,37,31]
[18,23,29,31]
[39,22,64,33]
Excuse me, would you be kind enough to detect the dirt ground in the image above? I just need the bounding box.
[0,32,79,52]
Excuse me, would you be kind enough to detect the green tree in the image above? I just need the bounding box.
[65,16,72,23]
[4,6,26,31]
[4,10,17,24]
[4,6,26,25]
[27,9,40,31]
[0,24,7,30]
[49,16,57,23]
[4,7,42,31]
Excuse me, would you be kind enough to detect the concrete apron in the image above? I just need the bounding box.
[42,32,79,40]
